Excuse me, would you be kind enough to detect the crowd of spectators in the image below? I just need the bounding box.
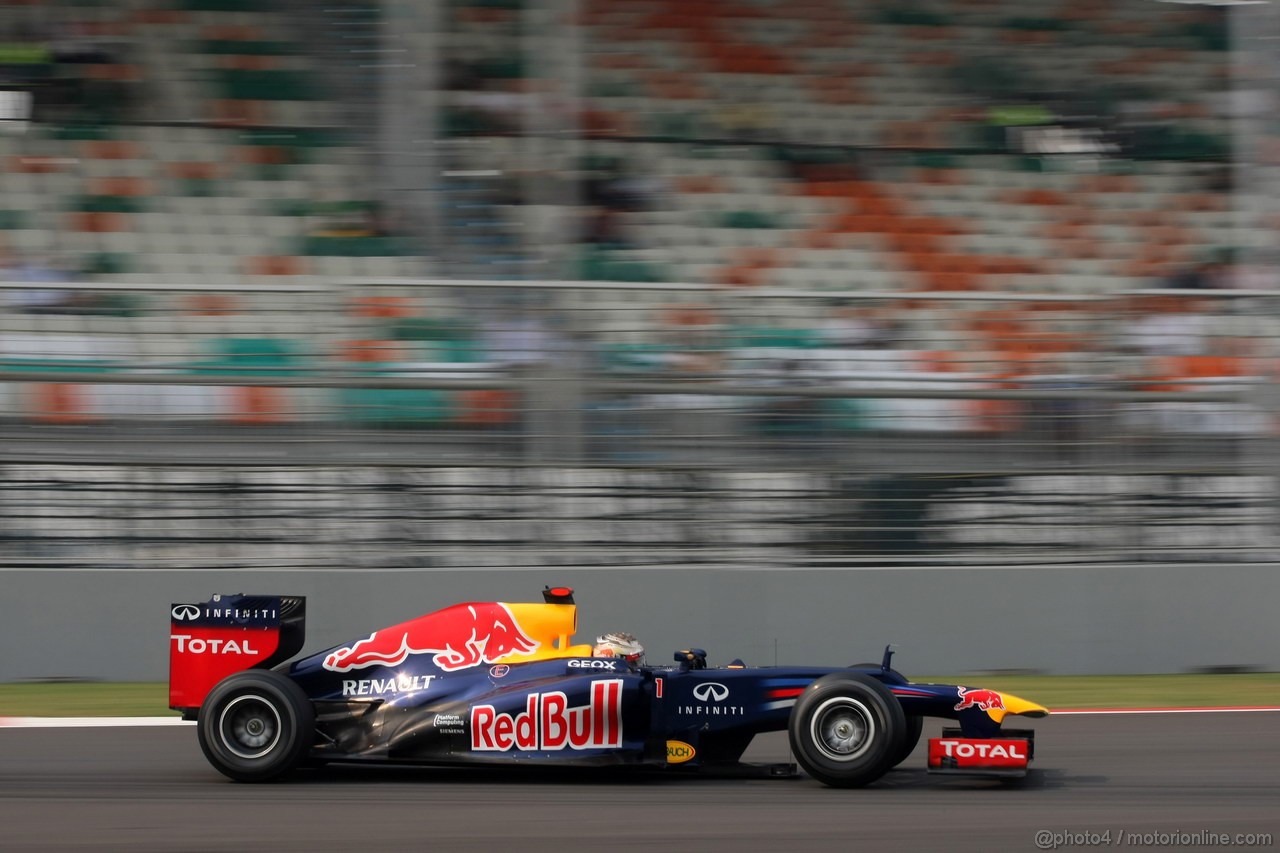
[0,18,139,124]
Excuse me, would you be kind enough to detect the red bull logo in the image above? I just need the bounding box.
[323,603,539,673]
[471,679,622,752]
[954,687,1005,712]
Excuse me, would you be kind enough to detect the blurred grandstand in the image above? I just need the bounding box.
[1,0,1278,569]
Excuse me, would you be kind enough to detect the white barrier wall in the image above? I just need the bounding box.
[2,563,1276,681]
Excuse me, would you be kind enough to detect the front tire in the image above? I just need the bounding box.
[893,715,924,767]
[848,663,920,768]
[788,673,905,788]
[197,670,314,782]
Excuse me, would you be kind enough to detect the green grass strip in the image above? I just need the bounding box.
[2,674,1277,718]
[916,673,1280,710]
[0,683,171,717]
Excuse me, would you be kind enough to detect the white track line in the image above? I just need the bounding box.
[1051,706,1280,715]
[0,717,193,728]
[2,708,1279,728]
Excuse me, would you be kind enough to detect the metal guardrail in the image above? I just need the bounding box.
[0,364,1255,401]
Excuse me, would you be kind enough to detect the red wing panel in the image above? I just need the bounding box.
[168,596,302,711]
[927,737,1031,772]
[169,626,280,708]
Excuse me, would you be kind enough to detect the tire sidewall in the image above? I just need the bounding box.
[894,714,924,768]
[197,670,314,782]
[788,672,905,787]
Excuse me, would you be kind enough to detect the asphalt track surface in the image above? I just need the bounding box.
[0,714,1276,853]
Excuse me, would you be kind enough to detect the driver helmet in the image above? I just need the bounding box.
[593,631,644,665]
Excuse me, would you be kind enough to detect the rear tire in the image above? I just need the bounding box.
[197,670,314,782]
[788,673,905,788]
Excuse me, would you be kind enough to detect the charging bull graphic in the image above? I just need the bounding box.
[323,603,539,673]
[954,687,1005,712]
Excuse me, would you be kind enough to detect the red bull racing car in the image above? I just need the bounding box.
[169,588,1048,787]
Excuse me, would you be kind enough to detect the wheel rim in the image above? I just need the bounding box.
[810,696,875,762]
[218,694,282,760]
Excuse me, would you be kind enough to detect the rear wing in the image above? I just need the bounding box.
[169,594,306,717]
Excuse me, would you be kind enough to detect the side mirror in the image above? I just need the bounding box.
[674,648,707,670]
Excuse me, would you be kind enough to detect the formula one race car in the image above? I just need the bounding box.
[169,588,1048,787]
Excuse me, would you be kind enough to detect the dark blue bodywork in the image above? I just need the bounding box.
[284,649,1008,769]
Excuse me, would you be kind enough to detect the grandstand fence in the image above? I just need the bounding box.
[2,278,1277,568]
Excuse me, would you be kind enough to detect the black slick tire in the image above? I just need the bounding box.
[893,715,924,767]
[197,670,315,782]
[788,672,905,788]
